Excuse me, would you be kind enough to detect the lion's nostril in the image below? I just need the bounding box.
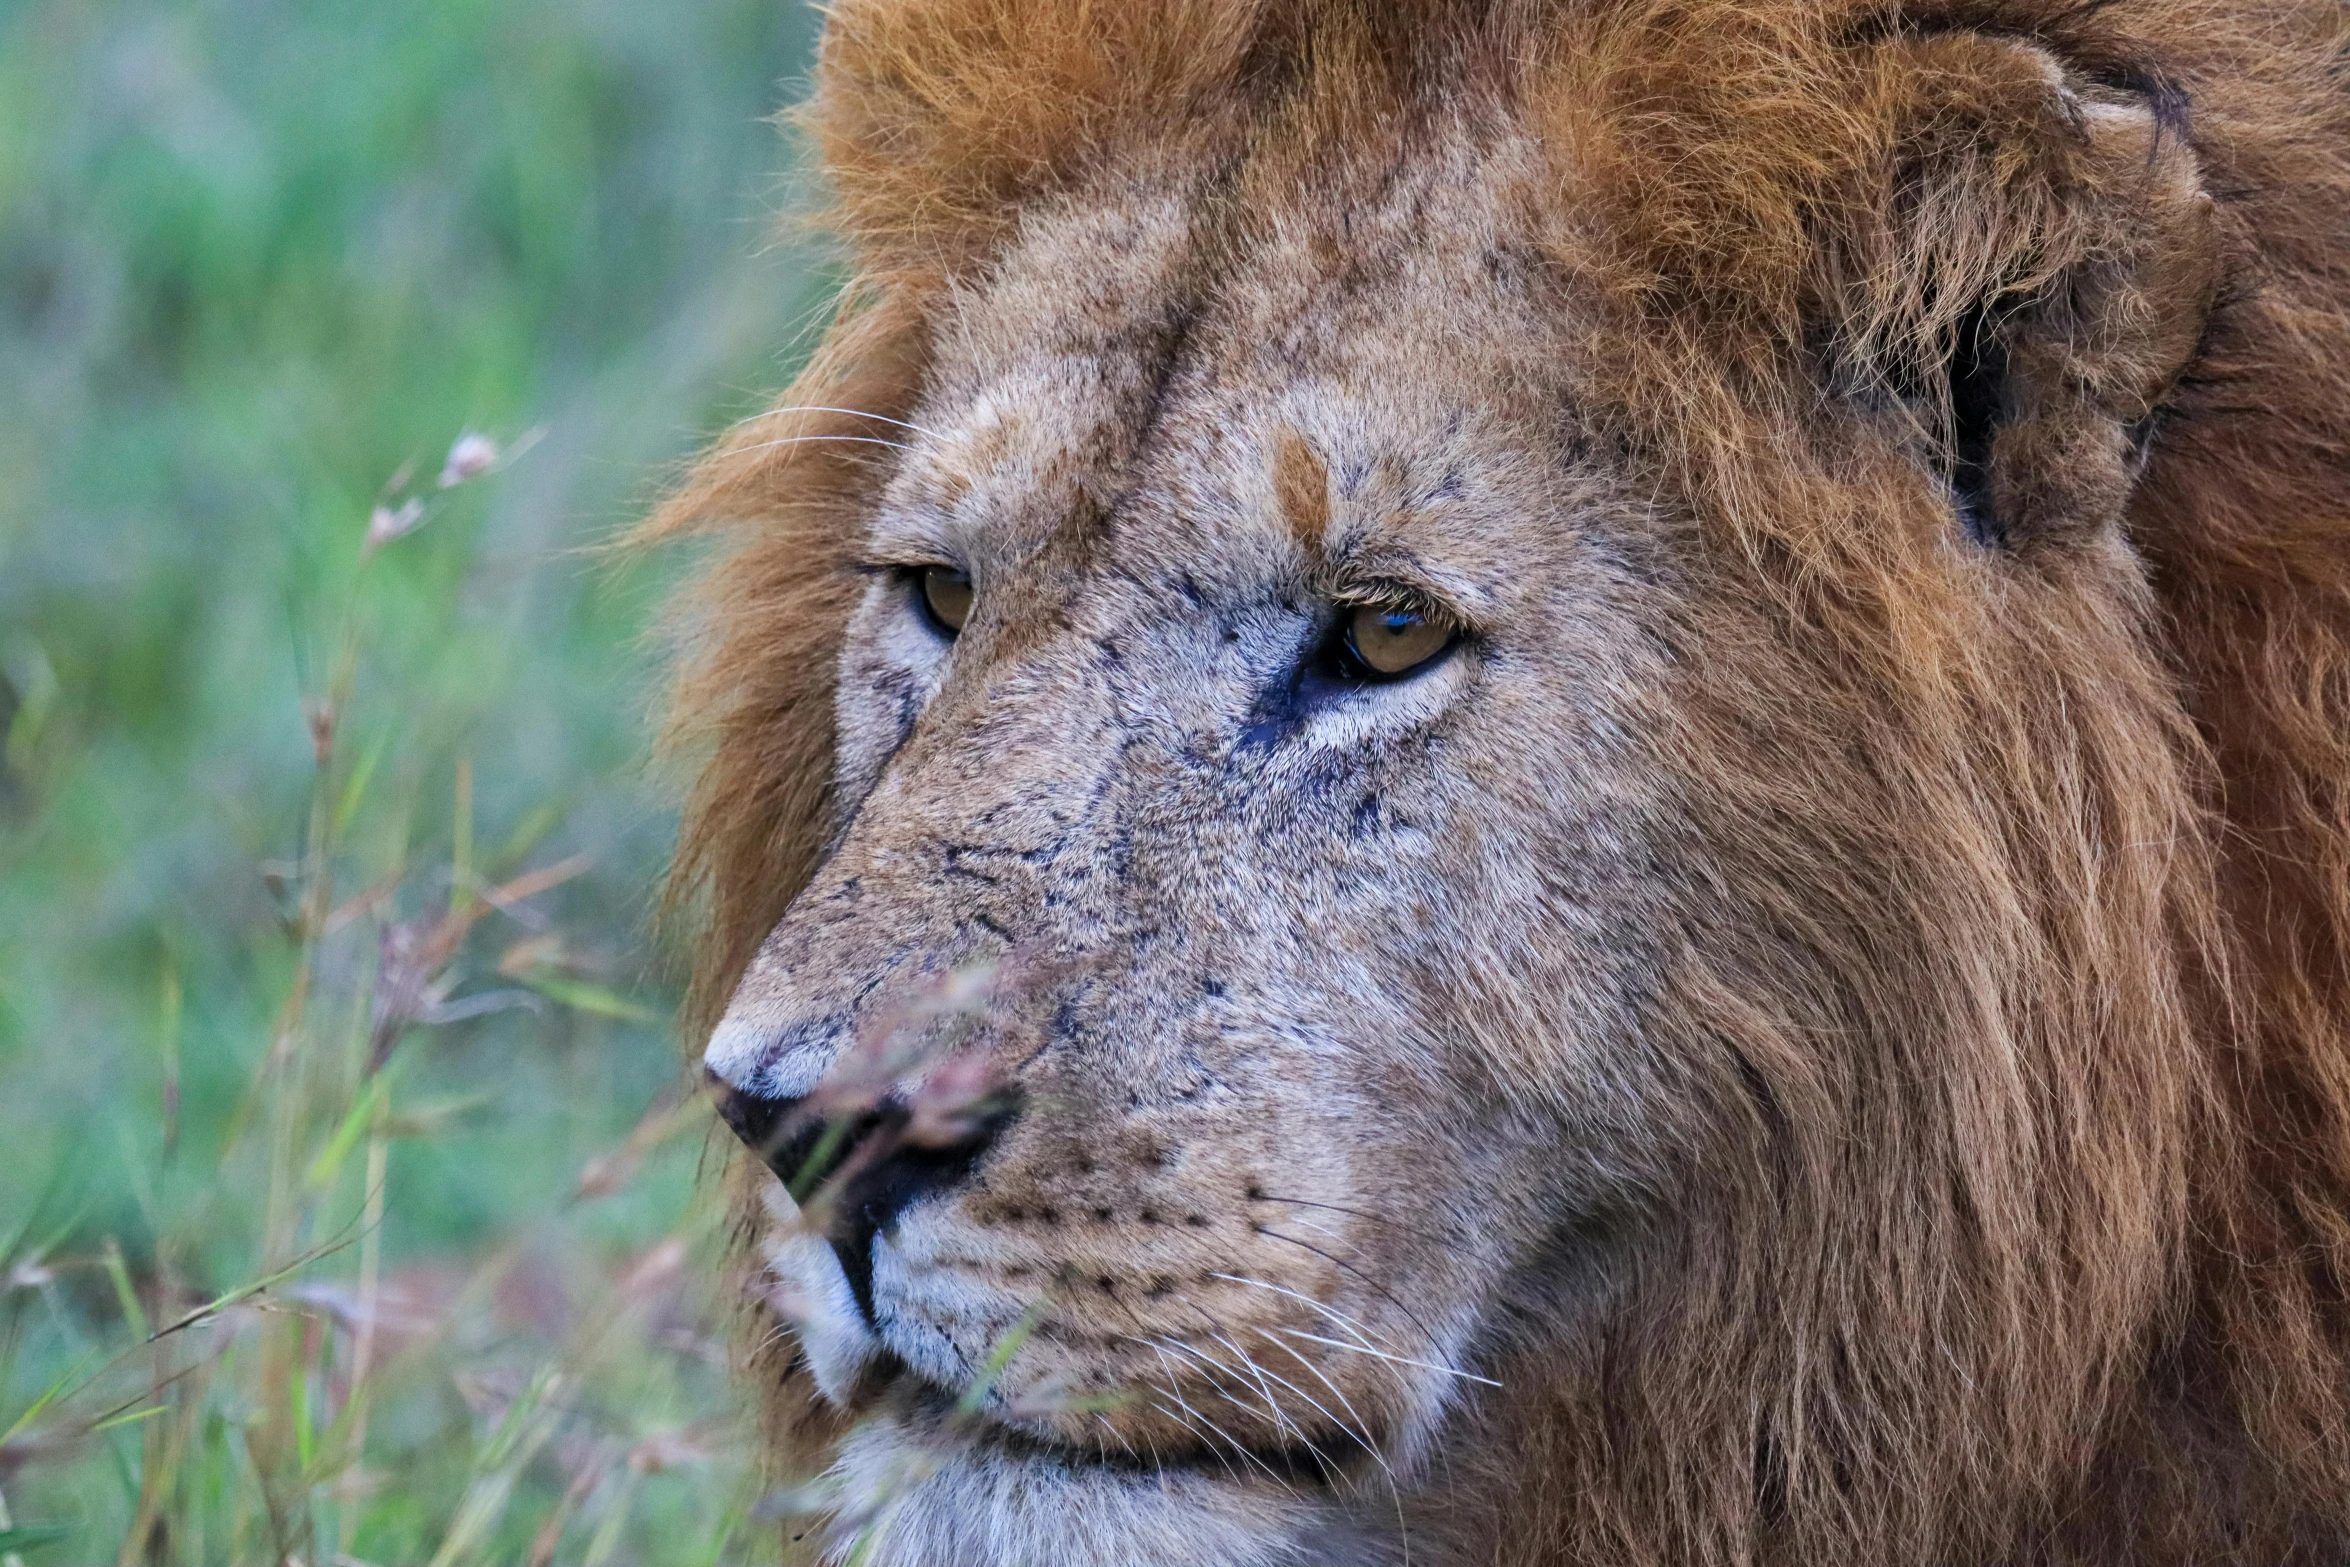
[709,1073,845,1193]
[711,1074,807,1166]
[712,1065,1024,1326]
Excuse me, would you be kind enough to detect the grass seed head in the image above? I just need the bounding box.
[438,432,499,488]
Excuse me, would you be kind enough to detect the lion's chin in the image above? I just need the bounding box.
[816,1409,1348,1567]
[761,1187,1387,1565]
[789,1288,1367,1567]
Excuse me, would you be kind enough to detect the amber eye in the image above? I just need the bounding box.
[1345,603,1456,677]
[920,565,973,634]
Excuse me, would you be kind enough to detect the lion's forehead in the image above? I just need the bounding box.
[876,125,1580,591]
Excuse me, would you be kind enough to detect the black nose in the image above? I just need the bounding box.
[711,1073,1019,1323]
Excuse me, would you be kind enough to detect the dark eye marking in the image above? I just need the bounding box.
[1236,599,1466,751]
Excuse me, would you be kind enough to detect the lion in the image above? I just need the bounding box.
[646,1,2350,1562]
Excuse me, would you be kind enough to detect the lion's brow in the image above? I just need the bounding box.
[1271,427,1333,555]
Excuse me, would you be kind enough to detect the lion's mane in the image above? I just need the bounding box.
[649,2,2350,1561]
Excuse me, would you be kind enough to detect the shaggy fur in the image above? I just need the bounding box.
[648,2,2350,1563]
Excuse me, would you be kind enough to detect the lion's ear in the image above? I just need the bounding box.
[1853,33,2227,551]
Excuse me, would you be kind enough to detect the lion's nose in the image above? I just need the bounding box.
[711,1073,1020,1321]
[710,1075,1020,1199]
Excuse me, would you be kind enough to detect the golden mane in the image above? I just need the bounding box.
[647,2,2350,1559]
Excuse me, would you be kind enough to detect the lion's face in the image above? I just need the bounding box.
[677,4,2304,1562]
[709,131,1694,1559]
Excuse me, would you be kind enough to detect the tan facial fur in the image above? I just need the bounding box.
[654,4,2350,1565]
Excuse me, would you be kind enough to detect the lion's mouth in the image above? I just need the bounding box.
[756,1153,1401,1492]
[849,1346,1351,1485]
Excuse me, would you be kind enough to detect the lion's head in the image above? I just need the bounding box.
[653,3,2350,1562]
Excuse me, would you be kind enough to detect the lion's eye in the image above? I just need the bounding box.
[919,565,973,635]
[1345,604,1455,677]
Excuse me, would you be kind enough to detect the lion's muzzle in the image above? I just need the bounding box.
[711,1069,1021,1323]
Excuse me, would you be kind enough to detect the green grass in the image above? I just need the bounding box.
[0,0,829,1559]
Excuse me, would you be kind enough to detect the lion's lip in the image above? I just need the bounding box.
[846,1344,1349,1484]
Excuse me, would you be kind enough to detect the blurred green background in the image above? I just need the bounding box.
[0,0,828,1559]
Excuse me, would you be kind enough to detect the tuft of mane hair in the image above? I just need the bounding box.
[645,1,2350,1562]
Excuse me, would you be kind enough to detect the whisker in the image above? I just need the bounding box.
[1209,1272,1390,1353]
[1150,1335,1297,1441]
[1092,1409,1140,1462]
[725,433,911,458]
[1244,1314,1422,1565]
[1212,1328,1382,1469]
[1169,1291,1368,1462]
[1253,1332,1419,1565]
[1138,1416,1170,1490]
[1202,1326,1307,1427]
[1215,1334,1302,1429]
[1246,1325,1388,1465]
[1158,1334,1351,1486]
[1259,1334,1381,1456]
[1145,1394,1243,1485]
[1254,1225,1467,1368]
[730,404,946,439]
[1140,1345,1245,1463]
[1272,1329,1502,1389]
[1137,1360,1228,1462]
[1107,1292,1307,1486]
[1147,1348,1308,1492]
[1270,1210,1349,1244]
[1136,1335,1266,1419]
[1142,1372,1292,1491]
[1253,1193,1462,1251]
